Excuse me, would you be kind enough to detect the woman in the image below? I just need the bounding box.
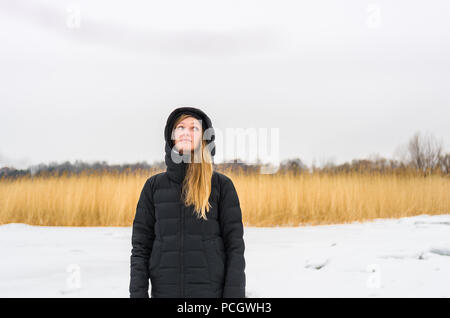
[129,107,246,298]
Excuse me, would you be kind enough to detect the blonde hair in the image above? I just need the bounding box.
[172,114,214,220]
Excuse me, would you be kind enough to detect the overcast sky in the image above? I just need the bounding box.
[1,0,449,170]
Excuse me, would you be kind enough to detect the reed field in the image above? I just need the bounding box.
[0,170,449,227]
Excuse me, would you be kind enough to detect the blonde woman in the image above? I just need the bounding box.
[130,107,246,298]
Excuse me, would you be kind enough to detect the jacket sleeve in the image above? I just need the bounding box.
[219,176,246,298]
[129,177,156,298]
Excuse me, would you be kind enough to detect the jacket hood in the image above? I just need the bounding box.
[164,107,216,183]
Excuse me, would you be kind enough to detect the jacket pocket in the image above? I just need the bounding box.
[149,240,162,279]
[203,237,226,284]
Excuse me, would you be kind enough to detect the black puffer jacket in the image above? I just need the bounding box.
[129,107,246,298]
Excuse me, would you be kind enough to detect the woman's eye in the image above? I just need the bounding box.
[193,127,199,131]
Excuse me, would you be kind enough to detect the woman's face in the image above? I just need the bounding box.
[173,116,202,154]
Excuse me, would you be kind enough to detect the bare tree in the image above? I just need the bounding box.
[407,131,443,176]
[279,157,308,174]
[439,153,450,175]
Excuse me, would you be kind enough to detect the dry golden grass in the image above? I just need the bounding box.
[0,170,449,227]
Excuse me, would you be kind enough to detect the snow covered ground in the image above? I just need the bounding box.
[1,214,449,298]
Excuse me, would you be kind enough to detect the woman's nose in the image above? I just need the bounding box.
[179,131,190,140]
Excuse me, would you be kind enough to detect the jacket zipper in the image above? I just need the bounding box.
[180,202,184,297]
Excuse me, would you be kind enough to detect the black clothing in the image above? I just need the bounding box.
[129,107,246,298]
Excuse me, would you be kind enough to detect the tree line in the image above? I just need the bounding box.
[1,131,449,179]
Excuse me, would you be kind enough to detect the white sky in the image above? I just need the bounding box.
[1,0,449,169]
